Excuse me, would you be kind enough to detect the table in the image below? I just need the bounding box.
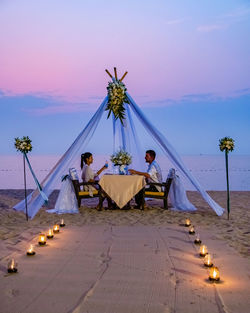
[99,175,146,208]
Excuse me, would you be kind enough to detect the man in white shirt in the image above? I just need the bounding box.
[129,150,162,209]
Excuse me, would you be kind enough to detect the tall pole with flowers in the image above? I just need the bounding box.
[219,137,235,220]
[14,136,32,221]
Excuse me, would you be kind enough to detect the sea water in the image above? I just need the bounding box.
[0,155,249,190]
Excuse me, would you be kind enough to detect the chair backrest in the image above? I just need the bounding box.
[164,177,173,196]
[71,179,80,197]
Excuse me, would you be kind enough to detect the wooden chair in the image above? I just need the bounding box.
[142,177,173,209]
[71,179,101,208]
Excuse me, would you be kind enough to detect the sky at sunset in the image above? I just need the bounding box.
[1,0,250,156]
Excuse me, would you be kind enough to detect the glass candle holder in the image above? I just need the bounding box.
[185,219,191,227]
[204,254,213,267]
[38,233,46,245]
[7,259,18,273]
[194,233,201,244]
[47,229,54,239]
[200,245,208,257]
[53,224,60,233]
[27,244,36,256]
[189,226,195,234]
[209,266,220,281]
[60,219,65,227]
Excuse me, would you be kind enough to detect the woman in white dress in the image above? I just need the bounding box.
[81,152,112,210]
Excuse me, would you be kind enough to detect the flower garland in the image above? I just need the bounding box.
[110,149,132,166]
[106,80,129,124]
[15,136,32,154]
[219,137,234,152]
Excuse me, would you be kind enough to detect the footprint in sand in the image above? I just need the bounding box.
[5,288,20,297]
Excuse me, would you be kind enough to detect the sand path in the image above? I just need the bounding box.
[0,224,249,313]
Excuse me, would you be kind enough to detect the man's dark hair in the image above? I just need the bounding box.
[146,150,156,159]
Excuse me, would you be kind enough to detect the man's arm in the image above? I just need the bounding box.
[128,169,150,179]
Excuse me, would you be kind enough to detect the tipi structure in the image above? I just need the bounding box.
[14,68,224,218]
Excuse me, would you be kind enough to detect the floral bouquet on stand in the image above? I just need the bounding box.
[219,137,235,220]
[14,136,48,220]
[110,149,132,175]
[106,80,129,125]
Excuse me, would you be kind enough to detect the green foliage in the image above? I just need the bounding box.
[219,137,234,152]
[14,136,32,154]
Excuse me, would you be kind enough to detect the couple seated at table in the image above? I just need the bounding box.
[81,149,162,210]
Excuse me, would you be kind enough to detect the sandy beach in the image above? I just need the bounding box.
[0,190,250,313]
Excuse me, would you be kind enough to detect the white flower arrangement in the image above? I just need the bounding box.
[110,149,132,166]
[14,136,32,154]
[219,137,234,152]
[106,80,129,124]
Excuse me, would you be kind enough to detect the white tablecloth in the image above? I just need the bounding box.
[99,175,146,208]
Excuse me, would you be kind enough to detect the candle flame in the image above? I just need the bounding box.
[11,259,14,269]
[213,269,216,278]
[61,219,64,224]
[28,244,33,253]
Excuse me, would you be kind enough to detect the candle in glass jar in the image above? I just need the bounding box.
[194,234,202,244]
[7,258,18,273]
[53,224,60,233]
[189,226,195,234]
[47,228,54,239]
[209,266,220,281]
[185,219,191,227]
[38,233,46,245]
[60,219,65,227]
[200,245,208,257]
[27,244,36,256]
[204,254,213,267]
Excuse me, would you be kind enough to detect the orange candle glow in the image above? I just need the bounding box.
[53,224,60,233]
[200,245,208,257]
[38,233,46,245]
[185,219,191,227]
[189,226,195,234]
[60,219,65,227]
[8,258,18,273]
[204,254,213,267]
[209,266,220,281]
[27,244,36,256]
[47,228,54,239]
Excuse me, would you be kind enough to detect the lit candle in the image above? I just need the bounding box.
[200,245,208,257]
[27,244,36,256]
[60,219,65,227]
[204,254,213,267]
[185,219,191,227]
[7,258,18,273]
[194,234,202,244]
[209,266,220,281]
[38,233,46,245]
[47,228,54,239]
[189,226,195,234]
[53,224,60,233]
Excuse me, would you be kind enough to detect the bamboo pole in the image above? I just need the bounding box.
[23,153,28,221]
[105,69,113,79]
[120,71,128,82]
[225,150,230,220]
[114,67,118,80]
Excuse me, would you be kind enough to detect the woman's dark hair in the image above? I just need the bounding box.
[81,152,92,169]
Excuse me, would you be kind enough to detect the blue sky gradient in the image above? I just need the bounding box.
[1,0,249,155]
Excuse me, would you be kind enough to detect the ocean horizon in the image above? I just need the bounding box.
[0,154,249,191]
